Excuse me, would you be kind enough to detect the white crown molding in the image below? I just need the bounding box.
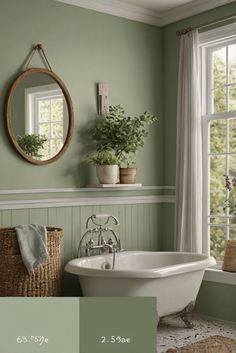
[0,186,175,195]
[56,0,162,26]
[0,195,175,210]
[160,0,235,26]
[55,0,235,27]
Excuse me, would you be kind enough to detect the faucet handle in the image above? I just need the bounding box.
[107,238,115,246]
[86,214,120,228]
[87,239,95,248]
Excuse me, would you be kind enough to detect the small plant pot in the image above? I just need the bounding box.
[120,167,137,184]
[96,165,119,184]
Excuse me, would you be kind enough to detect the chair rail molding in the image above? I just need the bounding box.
[0,195,175,210]
[0,186,176,195]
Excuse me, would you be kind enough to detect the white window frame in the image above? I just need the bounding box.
[25,83,68,139]
[200,23,236,261]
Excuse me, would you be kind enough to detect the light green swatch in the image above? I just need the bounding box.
[0,298,79,353]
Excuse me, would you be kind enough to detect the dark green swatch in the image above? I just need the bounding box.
[80,297,156,353]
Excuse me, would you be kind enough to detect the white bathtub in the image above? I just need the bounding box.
[65,251,215,317]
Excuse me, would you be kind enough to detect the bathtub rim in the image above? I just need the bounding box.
[65,251,216,279]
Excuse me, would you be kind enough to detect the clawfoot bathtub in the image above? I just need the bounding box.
[65,251,215,318]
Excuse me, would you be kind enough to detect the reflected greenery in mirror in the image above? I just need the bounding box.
[5,68,74,165]
[17,134,47,158]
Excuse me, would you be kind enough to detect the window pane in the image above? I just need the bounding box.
[229,85,236,111]
[213,87,226,113]
[229,154,236,175]
[212,47,226,89]
[51,139,63,155]
[210,156,226,215]
[40,140,50,160]
[230,227,236,240]
[39,123,51,139]
[51,98,63,122]
[210,120,226,153]
[209,216,226,225]
[229,44,236,84]
[230,216,236,225]
[52,123,63,139]
[229,118,236,153]
[38,100,50,122]
[210,226,226,261]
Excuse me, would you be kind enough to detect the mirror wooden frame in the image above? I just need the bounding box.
[5,68,74,165]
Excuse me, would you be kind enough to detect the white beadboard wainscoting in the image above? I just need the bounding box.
[0,187,175,264]
[0,189,176,295]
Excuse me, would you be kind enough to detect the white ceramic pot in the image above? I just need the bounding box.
[96,165,119,184]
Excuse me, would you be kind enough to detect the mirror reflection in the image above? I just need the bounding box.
[11,72,69,161]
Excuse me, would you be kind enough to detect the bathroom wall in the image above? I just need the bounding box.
[0,0,165,295]
[0,0,163,189]
[162,2,236,322]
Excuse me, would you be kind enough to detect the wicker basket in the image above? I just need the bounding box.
[222,240,236,273]
[0,227,63,296]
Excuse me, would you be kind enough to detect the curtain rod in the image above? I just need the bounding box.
[176,12,236,36]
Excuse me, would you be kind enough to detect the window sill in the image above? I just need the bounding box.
[204,266,236,285]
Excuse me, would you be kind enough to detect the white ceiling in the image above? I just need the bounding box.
[56,0,235,26]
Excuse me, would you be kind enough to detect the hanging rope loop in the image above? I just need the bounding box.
[24,44,53,71]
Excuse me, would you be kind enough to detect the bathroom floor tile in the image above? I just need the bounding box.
[157,314,236,353]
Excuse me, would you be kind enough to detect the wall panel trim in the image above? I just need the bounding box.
[0,195,175,210]
[0,186,176,195]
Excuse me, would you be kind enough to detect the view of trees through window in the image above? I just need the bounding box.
[38,96,64,160]
[208,42,236,260]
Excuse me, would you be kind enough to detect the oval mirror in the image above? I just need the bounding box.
[5,68,74,165]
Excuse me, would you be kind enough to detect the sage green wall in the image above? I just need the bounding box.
[0,0,163,189]
[195,281,236,322]
[0,0,163,298]
[162,2,236,322]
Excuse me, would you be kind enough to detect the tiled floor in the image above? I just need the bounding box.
[157,314,236,353]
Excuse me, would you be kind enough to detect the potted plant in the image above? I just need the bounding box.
[17,134,47,158]
[88,150,120,184]
[92,105,158,183]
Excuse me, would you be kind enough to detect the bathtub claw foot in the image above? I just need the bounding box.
[179,301,195,329]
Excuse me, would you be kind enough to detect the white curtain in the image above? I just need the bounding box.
[175,29,203,253]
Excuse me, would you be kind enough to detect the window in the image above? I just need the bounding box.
[201,23,236,262]
[25,84,67,160]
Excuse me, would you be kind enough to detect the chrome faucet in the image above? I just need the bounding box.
[77,214,122,269]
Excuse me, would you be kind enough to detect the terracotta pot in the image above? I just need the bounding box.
[120,167,137,184]
[96,165,119,184]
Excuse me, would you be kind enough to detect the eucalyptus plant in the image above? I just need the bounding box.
[92,105,158,167]
[17,134,47,158]
[88,150,119,165]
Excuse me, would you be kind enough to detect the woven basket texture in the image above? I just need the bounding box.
[222,240,236,273]
[0,227,63,297]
